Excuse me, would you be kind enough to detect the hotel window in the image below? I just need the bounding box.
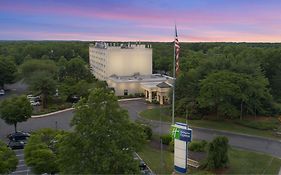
[124,89,128,96]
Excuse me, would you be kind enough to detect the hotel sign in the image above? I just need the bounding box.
[171,122,192,174]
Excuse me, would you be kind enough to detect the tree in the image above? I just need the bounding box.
[205,136,229,170]
[24,128,64,174]
[198,71,272,119]
[20,59,57,80]
[57,88,145,174]
[0,57,17,89]
[0,141,18,174]
[65,58,93,81]
[57,56,68,81]
[198,71,245,118]
[29,71,56,108]
[0,96,32,132]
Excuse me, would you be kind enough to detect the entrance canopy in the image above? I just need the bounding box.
[141,81,172,105]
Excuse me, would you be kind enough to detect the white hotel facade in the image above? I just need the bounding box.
[89,42,173,105]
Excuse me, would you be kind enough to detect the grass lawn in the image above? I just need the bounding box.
[228,148,281,174]
[138,142,281,174]
[138,144,174,174]
[139,107,281,140]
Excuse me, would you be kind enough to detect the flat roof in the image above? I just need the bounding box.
[108,74,173,83]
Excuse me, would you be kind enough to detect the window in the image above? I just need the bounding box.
[124,89,128,96]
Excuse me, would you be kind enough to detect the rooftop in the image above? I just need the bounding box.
[89,42,152,49]
[108,74,173,83]
[156,82,172,88]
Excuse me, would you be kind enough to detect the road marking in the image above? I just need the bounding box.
[16,154,24,157]
[17,164,26,167]
[19,159,24,162]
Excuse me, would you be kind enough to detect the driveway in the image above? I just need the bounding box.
[0,99,280,158]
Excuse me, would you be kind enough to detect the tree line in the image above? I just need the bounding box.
[151,42,281,119]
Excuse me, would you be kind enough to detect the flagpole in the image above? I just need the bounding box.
[172,25,176,125]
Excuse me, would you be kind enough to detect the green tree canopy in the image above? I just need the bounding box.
[57,88,145,174]
[197,71,272,119]
[64,58,93,81]
[0,56,17,89]
[0,95,32,132]
[29,71,57,108]
[0,141,18,174]
[20,59,57,81]
[24,128,65,174]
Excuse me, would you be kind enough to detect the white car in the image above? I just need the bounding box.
[27,94,34,99]
[30,101,40,106]
[0,89,4,95]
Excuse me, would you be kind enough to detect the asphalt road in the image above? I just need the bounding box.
[0,99,280,160]
[120,100,281,159]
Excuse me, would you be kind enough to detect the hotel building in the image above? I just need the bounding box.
[89,42,173,104]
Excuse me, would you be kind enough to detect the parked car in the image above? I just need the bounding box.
[67,95,80,103]
[30,100,40,106]
[7,131,30,141]
[0,89,5,95]
[139,160,147,170]
[7,140,26,149]
[27,94,34,99]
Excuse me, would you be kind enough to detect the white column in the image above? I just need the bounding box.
[160,95,163,105]
[148,91,152,102]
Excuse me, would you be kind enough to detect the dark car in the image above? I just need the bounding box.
[139,160,147,170]
[7,140,26,149]
[67,95,80,103]
[8,131,30,141]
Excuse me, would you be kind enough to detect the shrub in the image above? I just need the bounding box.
[152,99,159,104]
[135,93,145,97]
[188,140,208,152]
[168,140,174,152]
[205,136,229,170]
[160,134,172,145]
[141,124,152,140]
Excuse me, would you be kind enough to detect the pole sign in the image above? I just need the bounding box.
[171,122,192,174]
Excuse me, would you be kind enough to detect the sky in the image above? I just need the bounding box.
[1,0,281,42]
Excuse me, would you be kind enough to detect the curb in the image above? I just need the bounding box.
[31,108,74,118]
[30,98,144,118]
[117,98,143,102]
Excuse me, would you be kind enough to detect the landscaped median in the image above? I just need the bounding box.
[139,107,281,140]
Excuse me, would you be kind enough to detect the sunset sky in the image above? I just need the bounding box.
[1,0,281,42]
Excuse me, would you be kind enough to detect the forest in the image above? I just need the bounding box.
[0,41,281,119]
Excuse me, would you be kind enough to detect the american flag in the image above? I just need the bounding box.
[174,26,180,77]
